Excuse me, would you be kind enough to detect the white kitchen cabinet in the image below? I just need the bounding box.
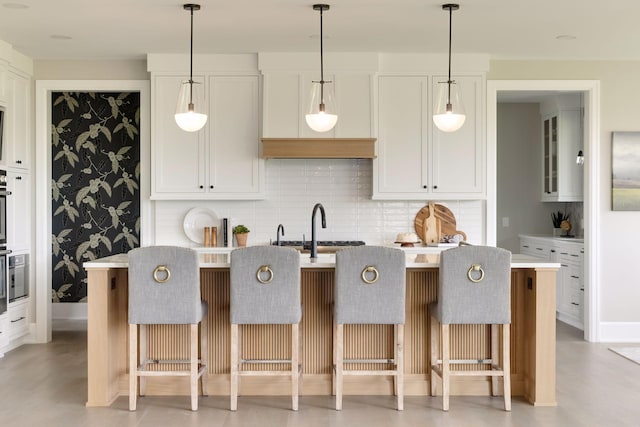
[6,170,30,251]
[541,110,582,202]
[3,71,30,170]
[373,74,484,199]
[151,73,264,200]
[262,72,373,138]
[520,235,584,330]
[556,243,584,329]
[7,297,29,342]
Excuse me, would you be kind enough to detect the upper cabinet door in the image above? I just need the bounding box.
[262,73,300,138]
[208,75,262,195]
[374,75,429,197]
[431,75,483,195]
[151,74,206,196]
[4,71,31,170]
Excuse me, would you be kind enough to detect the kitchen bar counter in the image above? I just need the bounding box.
[84,251,558,408]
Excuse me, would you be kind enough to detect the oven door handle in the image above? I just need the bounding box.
[0,249,12,256]
[0,190,12,196]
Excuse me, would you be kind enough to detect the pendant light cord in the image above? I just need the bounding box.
[319,6,325,111]
[189,5,194,109]
[446,5,453,107]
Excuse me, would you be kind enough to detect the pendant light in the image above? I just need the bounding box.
[306,4,338,133]
[175,3,207,132]
[433,4,465,133]
[576,150,585,165]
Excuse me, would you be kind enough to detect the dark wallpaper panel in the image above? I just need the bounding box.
[51,92,141,302]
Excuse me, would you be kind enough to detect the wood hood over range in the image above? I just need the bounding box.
[261,138,376,159]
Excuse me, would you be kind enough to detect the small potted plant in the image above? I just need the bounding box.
[232,224,250,247]
[551,211,570,237]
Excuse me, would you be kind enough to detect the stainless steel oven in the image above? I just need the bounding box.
[0,247,8,315]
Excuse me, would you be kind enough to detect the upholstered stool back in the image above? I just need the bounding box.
[230,246,301,325]
[128,246,204,325]
[335,246,406,325]
[434,245,511,325]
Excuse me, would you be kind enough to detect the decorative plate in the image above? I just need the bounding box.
[183,207,219,244]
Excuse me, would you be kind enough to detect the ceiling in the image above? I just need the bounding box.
[1,0,639,61]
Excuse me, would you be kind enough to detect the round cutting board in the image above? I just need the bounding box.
[414,203,467,244]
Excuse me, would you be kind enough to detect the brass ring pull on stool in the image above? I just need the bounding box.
[467,264,485,283]
[153,265,171,283]
[361,265,379,284]
[256,265,274,284]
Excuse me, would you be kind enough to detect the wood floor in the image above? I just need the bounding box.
[1,321,639,426]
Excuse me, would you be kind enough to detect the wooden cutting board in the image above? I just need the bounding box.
[414,202,467,244]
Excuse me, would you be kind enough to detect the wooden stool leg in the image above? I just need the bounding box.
[396,324,404,411]
[190,324,198,411]
[201,319,209,396]
[291,323,300,411]
[332,320,337,396]
[491,324,499,396]
[139,325,147,397]
[128,324,138,411]
[503,324,512,411]
[230,324,239,411]
[430,315,439,397]
[441,324,450,411]
[335,324,344,411]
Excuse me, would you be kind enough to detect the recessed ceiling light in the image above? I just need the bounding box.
[556,35,576,40]
[2,2,29,9]
[50,35,72,40]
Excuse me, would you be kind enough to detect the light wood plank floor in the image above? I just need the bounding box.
[1,321,639,426]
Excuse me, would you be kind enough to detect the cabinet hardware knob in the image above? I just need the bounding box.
[16,160,22,164]
[423,185,427,189]
[16,176,22,180]
[199,185,204,189]
[210,185,214,189]
[433,185,438,189]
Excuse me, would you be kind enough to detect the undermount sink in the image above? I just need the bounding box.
[272,240,365,254]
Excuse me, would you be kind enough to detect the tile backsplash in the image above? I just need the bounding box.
[154,159,485,247]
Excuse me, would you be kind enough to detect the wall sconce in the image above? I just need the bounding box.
[576,150,584,165]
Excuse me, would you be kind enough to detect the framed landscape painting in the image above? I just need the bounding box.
[612,132,640,211]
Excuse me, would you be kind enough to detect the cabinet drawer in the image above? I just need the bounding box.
[0,316,8,349]
[8,301,29,339]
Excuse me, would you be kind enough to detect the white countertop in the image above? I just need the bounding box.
[519,234,584,245]
[84,252,559,270]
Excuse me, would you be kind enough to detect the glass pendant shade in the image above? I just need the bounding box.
[175,80,207,132]
[306,81,338,133]
[433,80,466,132]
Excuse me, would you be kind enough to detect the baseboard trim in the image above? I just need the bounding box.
[599,322,640,343]
[53,302,87,331]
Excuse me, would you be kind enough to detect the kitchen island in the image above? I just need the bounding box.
[84,252,558,408]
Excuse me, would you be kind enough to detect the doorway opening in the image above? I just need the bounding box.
[487,80,601,342]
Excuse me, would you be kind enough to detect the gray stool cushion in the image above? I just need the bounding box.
[128,246,205,325]
[335,246,406,325]
[230,246,301,325]
[432,245,512,325]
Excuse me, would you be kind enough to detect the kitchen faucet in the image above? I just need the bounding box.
[310,203,326,259]
[276,224,285,246]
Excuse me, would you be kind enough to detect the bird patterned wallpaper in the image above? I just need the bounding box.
[51,91,141,302]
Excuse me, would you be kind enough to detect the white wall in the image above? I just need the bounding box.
[155,159,484,247]
[490,60,640,332]
[33,59,148,80]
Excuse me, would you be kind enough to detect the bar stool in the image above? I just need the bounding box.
[127,246,208,411]
[430,245,512,411]
[229,246,302,411]
[334,246,406,411]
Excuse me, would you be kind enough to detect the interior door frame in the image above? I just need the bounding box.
[34,80,152,343]
[487,80,601,342]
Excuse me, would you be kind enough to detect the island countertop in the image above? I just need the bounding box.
[84,251,560,269]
